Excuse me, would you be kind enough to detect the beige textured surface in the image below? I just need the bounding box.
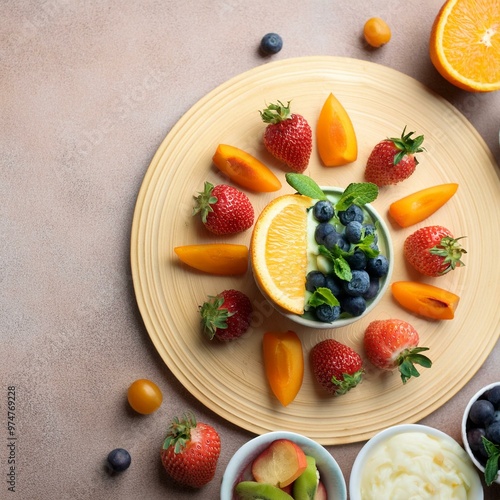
[1,1,499,499]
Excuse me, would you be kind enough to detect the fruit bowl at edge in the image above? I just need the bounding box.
[252,187,394,329]
[220,430,347,500]
[461,381,500,485]
[349,424,484,500]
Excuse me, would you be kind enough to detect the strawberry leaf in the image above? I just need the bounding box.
[397,347,432,384]
[482,437,500,486]
[336,182,379,211]
[285,173,327,200]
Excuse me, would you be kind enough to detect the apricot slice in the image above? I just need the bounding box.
[316,92,357,166]
[389,183,458,227]
[251,439,307,488]
[392,281,460,320]
[212,144,282,192]
[174,244,248,275]
[262,331,304,407]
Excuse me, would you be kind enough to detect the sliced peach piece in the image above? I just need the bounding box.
[263,331,304,407]
[316,92,357,167]
[392,281,460,320]
[389,183,458,227]
[212,144,282,192]
[251,439,307,488]
[174,244,248,275]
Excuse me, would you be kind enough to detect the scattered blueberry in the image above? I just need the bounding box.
[345,221,363,243]
[338,205,364,225]
[260,33,283,55]
[315,222,335,245]
[306,271,326,292]
[366,255,389,277]
[340,295,366,316]
[313,200,334,222]
[314,304,340,322]
[107,448,131,473]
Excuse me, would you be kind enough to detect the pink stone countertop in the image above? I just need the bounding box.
[1,1,499,499]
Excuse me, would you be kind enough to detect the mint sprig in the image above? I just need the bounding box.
[482,436,500,486]
[285,173,327,200]
[307,287,340,308]
[335,182,379,211]
[318,245,352,282]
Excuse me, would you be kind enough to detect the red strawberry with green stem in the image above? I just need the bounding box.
[364,319,432,384]
[200,289,253,341]
[310,339,364,396]
[260,100,312,173]
[404,225,466,277]
[365,127,425,186]
[160,412,221,488]
[193,181,254,235]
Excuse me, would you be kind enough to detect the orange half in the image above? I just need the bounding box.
[250,194,312,314]
[430,0,500,92]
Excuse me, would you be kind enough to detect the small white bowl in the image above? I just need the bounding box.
[462,381,500,485]
[220,430,346,500]
[252,187,394,329]
[350,424,483,500]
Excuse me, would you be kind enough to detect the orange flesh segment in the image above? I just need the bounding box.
[174,244,248,275]
[389,183,458,227]
[392,281,460,320]
[430,0,500,91]
[250,194,312,314]
[212,144,282,192]
[316,93,357,166]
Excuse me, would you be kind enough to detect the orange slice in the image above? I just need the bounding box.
[250,194,312,314]
[429,0,500,92]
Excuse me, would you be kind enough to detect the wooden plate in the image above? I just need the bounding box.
[130,56,500,444]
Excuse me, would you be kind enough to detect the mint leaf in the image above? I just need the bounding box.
[482,436,500,486]
[308,287,340,308]
[318,245,352,281]
[355,235,379,258]
[285,173,327,200]
[336,182,379,211]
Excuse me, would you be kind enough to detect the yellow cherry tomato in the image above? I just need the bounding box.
[363,17,391,48]
[127,379,163,414]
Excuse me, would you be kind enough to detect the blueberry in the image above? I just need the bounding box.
[260,33,283,55]
[467,427,487,454]
[325,274,343,297]
[338,205,364,225]
[469,399,495,426]
[313,200,334,222]
[346,249,368,270]
[306,271,326,292]
[363,277,380,300]
[491,410,500,425]
[343,270,370,297]
[340,295,366,316]
[107,448,131,473]
[366,255,389,277]
[485,386,500,408]
[324,230,349,251]
[315,222,335,245]
[486,421,500,445]
[345,221,363,243]
[314,304,340,323]
[363,224,378,243]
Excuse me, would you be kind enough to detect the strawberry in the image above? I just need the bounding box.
[365,127,425,186]
[160,412,221,488]
[260,100,312,172]
[199,289,253,341]
[310,339,364,396]
[404,225,466,277]
[193,181,254,235]
[363,319,432,384]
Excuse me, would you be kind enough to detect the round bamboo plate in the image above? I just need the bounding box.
[130,56,500,445]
